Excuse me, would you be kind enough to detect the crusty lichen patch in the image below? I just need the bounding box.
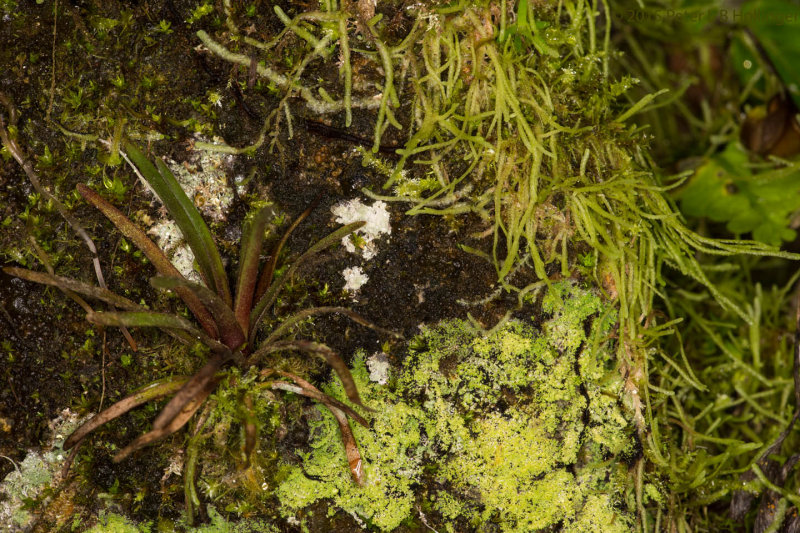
[275,356,426,531]
[277,282,635,531]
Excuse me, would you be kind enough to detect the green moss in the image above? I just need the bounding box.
[85,512,146,533]
[83,507,278,533]
[277,282,634,531]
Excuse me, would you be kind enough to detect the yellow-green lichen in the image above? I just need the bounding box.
[276,355,426,531]
[277,282,634,531]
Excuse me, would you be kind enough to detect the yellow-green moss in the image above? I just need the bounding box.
[277,282,634,531]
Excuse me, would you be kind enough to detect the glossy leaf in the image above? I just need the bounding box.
[77,183,219,339]
[123,141,231,307]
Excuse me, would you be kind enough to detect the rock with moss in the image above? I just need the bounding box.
[277,282,635,531]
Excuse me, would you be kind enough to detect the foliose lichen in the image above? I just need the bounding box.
[277,282,635,531]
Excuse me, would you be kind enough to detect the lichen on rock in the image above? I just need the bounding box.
[277,282,635,531]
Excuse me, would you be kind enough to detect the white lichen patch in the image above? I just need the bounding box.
[367,352,391,385]
[136,143,234,223]
[342,266,369,292]
[331,199,391,260]
[0,409,86,531]
[146,220,201,283]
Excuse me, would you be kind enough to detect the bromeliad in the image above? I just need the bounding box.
[5,141,396,488]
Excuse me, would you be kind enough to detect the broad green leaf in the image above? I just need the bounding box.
[123,141,231,307]
[730,0,800,108]
[676,142,800,245]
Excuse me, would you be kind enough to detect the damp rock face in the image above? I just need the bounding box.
[277,282,635,532]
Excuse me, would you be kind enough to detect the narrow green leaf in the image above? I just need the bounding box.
[233,206,273,336]
[87,311,228,354]
[254,196,320,300]
[262,306,402,347]
[114,372,221,462]
[272,370,368,426]
[151,276,245,351]
[151,354,229,431]
[271,372,365,485]
[249,221,365,344]
[77,183,219,340]
[123,141,231,306]
[4,267,141,311]
[251,339,371,410]
[63,377,190,450]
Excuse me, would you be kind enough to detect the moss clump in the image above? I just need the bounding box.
[83,506,278,532]
[278,282,634,531]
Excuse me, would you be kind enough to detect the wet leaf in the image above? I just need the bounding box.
[123,141,231,307]
[151,354,230,432]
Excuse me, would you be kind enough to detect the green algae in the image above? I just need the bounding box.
[277,282,634,531]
